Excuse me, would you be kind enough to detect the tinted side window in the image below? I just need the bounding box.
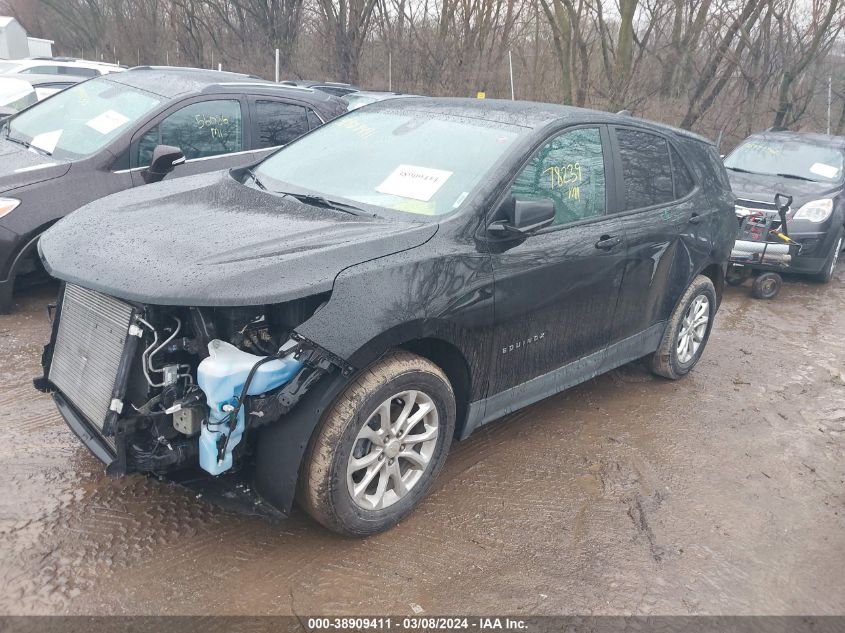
[138,99,243,166]
[617,128,674,210]
[510,127,607,225]
[306,108,323,130]
[254,100,309,148]
[670,145,695,198]
[22,65,61,74]
[59,67,98,77]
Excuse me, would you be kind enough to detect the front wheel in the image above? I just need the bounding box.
[298,350,455,536]
[646,275,716,380]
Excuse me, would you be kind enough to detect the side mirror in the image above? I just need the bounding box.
[145,144,185,183]
[489,197,556,235]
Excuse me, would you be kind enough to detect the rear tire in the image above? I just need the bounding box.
[298,350,455,536]
[646,275,716,380]
[810,227,843,284]
[751,272,782,299]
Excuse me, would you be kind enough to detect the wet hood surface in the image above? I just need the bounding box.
[0,138,70,193]
[39,171,437,306]
[727,169,840,207]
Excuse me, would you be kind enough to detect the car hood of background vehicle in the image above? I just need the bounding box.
[0,138,70,193]
[39,171,438,306]
[727,169,840,207]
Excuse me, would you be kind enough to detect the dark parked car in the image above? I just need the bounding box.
[0,67,347,312]
[35,99,735,536]
[725,130,845,282]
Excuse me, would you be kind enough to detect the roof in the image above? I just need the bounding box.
[367,97,714,144]
[0,16,21,28]
[107,68,346,107]
[746,129,845,149]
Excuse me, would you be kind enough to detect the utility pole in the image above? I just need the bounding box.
[275,49,280,82]
[827,76,832,135]
[508,51,515,100]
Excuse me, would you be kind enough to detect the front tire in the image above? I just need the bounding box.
[810,227,843,284]
[298,350,455,536]
[646,275,716,380]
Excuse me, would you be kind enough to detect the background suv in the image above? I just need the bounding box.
[0,67,347,312]
[725,130,845,282]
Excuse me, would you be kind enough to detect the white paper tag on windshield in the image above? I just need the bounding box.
[377,164,452,201]
[30,129,62,154]
[86,109,130,135]
[809,162,839,179]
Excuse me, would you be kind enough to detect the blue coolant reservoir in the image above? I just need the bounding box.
[197,340,303,475]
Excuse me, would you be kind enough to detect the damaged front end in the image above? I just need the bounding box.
[34,283,350,485]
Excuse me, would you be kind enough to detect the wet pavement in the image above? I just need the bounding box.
[0,270,843,616]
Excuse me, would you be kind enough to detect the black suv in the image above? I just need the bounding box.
[725,130,845,282]
[35,99,735,536]
[0,67,347,312]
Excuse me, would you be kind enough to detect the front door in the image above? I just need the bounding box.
[130,97,252,186]
[486,125,627,403]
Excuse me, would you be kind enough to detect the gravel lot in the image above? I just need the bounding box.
[0,268,843,616]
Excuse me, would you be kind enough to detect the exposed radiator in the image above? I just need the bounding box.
[49,284,134,448]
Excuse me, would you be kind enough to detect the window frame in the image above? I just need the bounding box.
[608,124,700,215]
[126,93,251,170]
[484,122,619,237]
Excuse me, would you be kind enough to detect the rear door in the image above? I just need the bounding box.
[247,97,324,160]
[608,126,708,352]
[486,125,627,399]
[129,96,251,185]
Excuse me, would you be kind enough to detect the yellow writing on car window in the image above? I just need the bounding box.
[543,162,582,188]
[337,118,376,139]
[195,114,231,139]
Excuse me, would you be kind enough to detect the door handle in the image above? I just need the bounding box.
[595,235,622,250]
[689,213,702,224]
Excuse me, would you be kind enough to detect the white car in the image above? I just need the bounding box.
[0,58,125,78]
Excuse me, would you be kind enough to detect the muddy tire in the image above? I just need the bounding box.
[298,350,455,537]
[810,227,843,284]
[646,275,716,380]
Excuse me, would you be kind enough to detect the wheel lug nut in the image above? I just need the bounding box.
[400,444,405,450]
[378,454,384,460]
[388,459,394,465]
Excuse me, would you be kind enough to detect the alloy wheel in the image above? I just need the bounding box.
[677,294,709,364]
[346,390,439,510]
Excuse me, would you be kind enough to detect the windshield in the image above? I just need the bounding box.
[725,137,845,183]
[3,77,162,159]
[0,61,23,73]
[254,109,523,216]
[0,79,36,110]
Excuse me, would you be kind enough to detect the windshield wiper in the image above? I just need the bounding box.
[246,168,267,191]
[278,191,373,217]
[4,134,51,156]
[775,172,816,182]
[726,166,759,174]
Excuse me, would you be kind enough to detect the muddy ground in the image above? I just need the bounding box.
[0,269,843,617]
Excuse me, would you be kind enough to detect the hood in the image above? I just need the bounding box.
[727,169,840,208]
[40,170,437,306]
[0,137,70,193]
